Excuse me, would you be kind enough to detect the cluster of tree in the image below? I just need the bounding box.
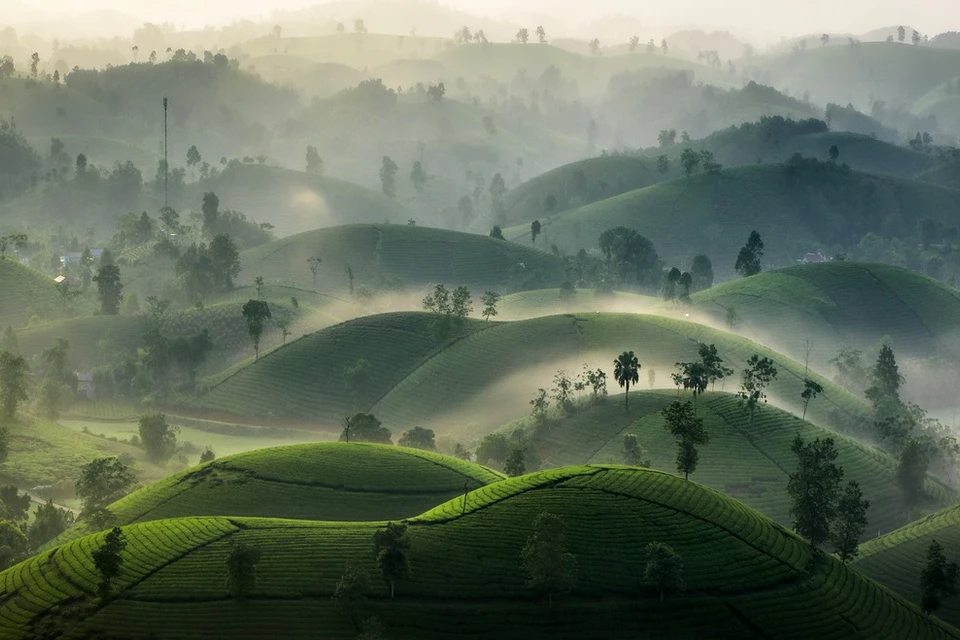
[529,365,609,423]
[476,429,538,476]
[175,234,241,303]
[671,343,734,400]
[421,283,473,338]
[679,148,722,177]
[0,486,73,570]
[598,227,662,291]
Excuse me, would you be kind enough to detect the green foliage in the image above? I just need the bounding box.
[226,541,262,598]
[92,527,127,597]
[644,541,684,601]
[921,540,959,615]
[373,522,410,598]
[0,350,28,419]
[529,388,550,422]
[738,355,778,419]
[28,499,74,549]
[801,378,824,421]
[137,413,179,463]
[898,438,933,510]
[379,156,398,198]
[0,520,27,570]
[504,446,526,477]
[477,433,511,467]
[520,512,577,605]
[241,298,272,360]
[661,401,709,480]
[787,435,843,547]
[398,427,436,451]
[481,291,501,321]
[613,351,640,410]
[93,264,123,315]
[0,487,30,524]
[332,562,370,632]
[340,413,392,444]
[735,230,764,277]
[75,457,138,518]
[598,227,662,290]
[832,481,870,563]
[622,434,650,467]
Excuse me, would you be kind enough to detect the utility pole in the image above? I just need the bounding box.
[162,97,168,207]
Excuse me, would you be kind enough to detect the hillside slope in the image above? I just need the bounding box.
[855,505,960,628]
[51,443,503,546]
[518,391,953,534]
[503,163,960,279]
[0,257,61,330]
[239,224,566,293]
[194,312,865,433]
[1,466,954,639]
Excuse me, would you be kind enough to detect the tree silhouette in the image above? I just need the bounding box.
[521,512,577,605]
[241,299,272,360]
[530,219,542,244]
[614,351,640,411]
[374,522,410,599]
[644,541,683,601]
[735,230,764,276]
[921,540,959,615]
[661,401,709,479]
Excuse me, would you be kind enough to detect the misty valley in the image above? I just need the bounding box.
[3,1,960,638]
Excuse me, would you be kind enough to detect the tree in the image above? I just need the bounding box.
[305,145,323,174]
[476,432,510,466]
[199,449,216,464]
[354,19,367,34]
[913,30,922,46]
[516,28,530,44]
[622,434,650,466]
[520,512,577,605]
[0,351,28,418]
[832,481,869,563]
[673,360,709,402]
[787,435,843,546]
[530,388,550,422]
[689,255,713,291]
[93,264,123,315]
[820,33,830,47]
[379,156,398,198]
[829,145,840,161]
[504,445,526,476]
[138,413,179,462]
[801,378,823,420]
[409,160,427,195]
[614,351,640,411]
[481,291,501,321]
[589,38,601,56]
[898,438,932,511]
[29,52,39,78]
[307,256,323,289]
[628,35,640,52]
[398,427,436,451]
[92,527,127,597]
[0,487,30,524]
[373,522,410,598]
[738,355,778,421]
[242,299,272,360]
[921,540,959,615]
[451,286,473,322]
[897,25,906,42]
[656,155,669,173]
[332,562,370,632]
[76,457,138,519]
[0,234,27,258]
[0,520,26,570]
[697,344,732,390]
[536,25,547,44]
[489,173,507,219]
[226,542,262,598]
[530,219,542,244]
[597,227,662,289]
[0,56,13,79]
[680,148,700,177]
[735,230,764,277]
[644,541,683,601]
[202,191,220,234]
[457,195,473,225]
[186,145,201,174]
[661,401,709,479]
[28,498,74,548]
[489,226,505,240]
[865,344,904,419]
[340,413,392,444]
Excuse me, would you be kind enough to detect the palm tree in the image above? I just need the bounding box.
[614,351,640,411]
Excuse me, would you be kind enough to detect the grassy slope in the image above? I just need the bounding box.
[522,390,953,534]
[913,76,960,134]
[781,132,931,177]
[1,466,955,639]
[692,261,960,363]
[501,155,683,226]
[0,258,61,331]
[502,164,960,278]
[51,443,503,546]
[855,505,960,628]
[194,311,865,432]
[185,164,411,237]
[498,288,661,319]
[238,224,566,292]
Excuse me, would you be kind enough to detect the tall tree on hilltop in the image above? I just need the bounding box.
[241,299,272,360]
[662,401,709,479]
[92,527,127,598]
[735,230,764,277]
[614,351,640,411]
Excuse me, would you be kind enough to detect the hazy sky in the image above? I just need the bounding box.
[9,0,960,40]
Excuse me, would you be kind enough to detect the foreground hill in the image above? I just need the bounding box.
[186,164,410,237]
[691,262,960,404]
[498,288,660,319]
[0,257,61,330]
[192,312,864,432]
[2,466,954,639]
[516,390,953,534]
[855,505,960,628]
[51,443,503,546]
[503,163,960,279]
[239,224,566,293]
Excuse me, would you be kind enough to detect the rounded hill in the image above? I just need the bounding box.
[2,466,954,638]
[51,442,503,546]
[854,505,960,628]
[503,163,960,279]
[193,311,864,432]
[238,224,566,293]
[515,390,954,535]
[502,155,681,225]
[0,257,61,330]
[691,262,960,402]
[186,164,410,237]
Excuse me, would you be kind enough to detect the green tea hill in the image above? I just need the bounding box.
[854,505,960,628]
[0,257,61,331]
[50,442,503,546]
[1,466,954,638]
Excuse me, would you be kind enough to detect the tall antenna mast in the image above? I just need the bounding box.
[163,97,169,207]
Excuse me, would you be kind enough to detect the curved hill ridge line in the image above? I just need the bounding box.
[854,263,949,351]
